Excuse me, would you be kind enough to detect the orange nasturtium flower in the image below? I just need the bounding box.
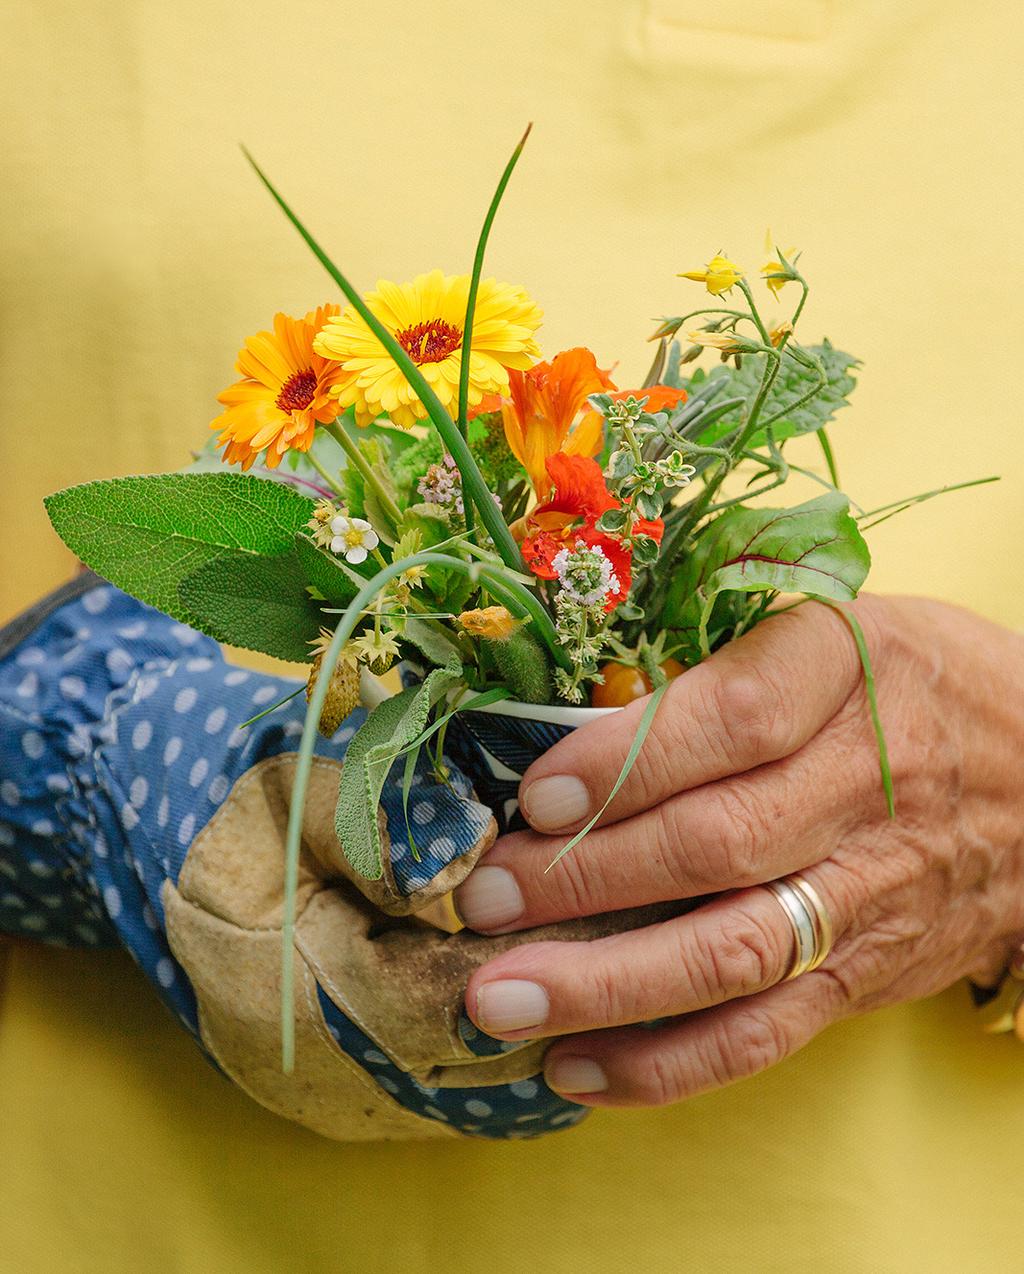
[487,347,615,496]
[477,347,689,499]
[212,305,346,470]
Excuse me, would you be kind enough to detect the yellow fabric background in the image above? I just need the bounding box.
[1,1,1022,1269]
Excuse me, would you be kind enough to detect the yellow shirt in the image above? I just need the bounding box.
[2,2,1023,1269]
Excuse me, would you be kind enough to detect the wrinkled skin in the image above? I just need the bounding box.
[456,597,1024,1107]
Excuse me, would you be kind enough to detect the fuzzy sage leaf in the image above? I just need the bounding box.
[44,472,316,622]
[334,657,464,880]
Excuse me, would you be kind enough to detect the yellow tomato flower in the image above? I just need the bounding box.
[687,327,759,355]
[762,234,800,297]
[313,270,542,429]
[678,254,744,296]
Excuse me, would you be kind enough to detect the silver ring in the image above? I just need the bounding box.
[764,874,834,980]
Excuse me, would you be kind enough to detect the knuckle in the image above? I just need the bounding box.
[643,1047,689,1106]
[703,910,781,999]
[546,848,606,918]
[731,1008,792,1076]
[583,959,628,1027]
[708,660,792,760]
[711,784,774,882]
[631,704,692,805]
[654,801,720,894]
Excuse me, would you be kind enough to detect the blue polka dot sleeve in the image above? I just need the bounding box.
[0,576,588,1140]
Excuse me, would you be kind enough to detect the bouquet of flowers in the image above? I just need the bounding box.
[45,129,987,1068]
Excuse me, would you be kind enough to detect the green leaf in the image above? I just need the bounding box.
[596,507,628,533]
[692,340,860,446]
[334,658,464,878]
[44,472,316,620]
[363,484,398,547]
[665,492,871,635]
[401,503,473,610]
[178,549,323,663]
[402,616,462,668]
[632,535,660,566]
[457,124,532,430]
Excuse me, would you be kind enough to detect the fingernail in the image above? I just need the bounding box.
[455,866,525,931]
[546,1056,608,1094]
[475,979,550,1033]
[521,775,591,832]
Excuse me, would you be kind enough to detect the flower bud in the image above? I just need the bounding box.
[458,606,522,641]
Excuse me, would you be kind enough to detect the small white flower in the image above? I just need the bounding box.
[329,515,380,564]
[552,540,619,607]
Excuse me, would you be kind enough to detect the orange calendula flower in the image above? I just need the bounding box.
[493,347,615,496]
[212,305,345,470]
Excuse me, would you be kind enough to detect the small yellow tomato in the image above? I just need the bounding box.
[591,658,686,708]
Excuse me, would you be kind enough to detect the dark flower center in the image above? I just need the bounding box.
[395,319,462,365]
[276,368,318,414]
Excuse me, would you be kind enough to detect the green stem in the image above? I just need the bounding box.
[790,279,810,328]
[703,469,787,515]
[757,348,827,431]
[305,449,348,501]
[652,307,750,339]
[733,350,782,455]
[242,148,523,574]
[325,422,402,528]
[737,280,771,344]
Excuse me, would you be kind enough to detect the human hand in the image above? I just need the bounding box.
[456,597,1024,1106]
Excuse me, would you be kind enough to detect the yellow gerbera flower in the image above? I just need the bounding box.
[678,254,744,296]
[313,270,542,428]
[212,305,345,470]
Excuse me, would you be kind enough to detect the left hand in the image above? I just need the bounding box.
[455,596,1024,1107]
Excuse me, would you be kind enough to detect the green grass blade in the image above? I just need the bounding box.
[401,742,423,862]
[237,685,304,729]
[241,146,523,574]
[817,427,840,487]
[857,475,999,532]
[825,602,895,817]
[388,687,511,762]
[545,681,671,871]
[457,123,532,435]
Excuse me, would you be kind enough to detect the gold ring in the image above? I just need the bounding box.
[764,874,834,980]
[786,875,833,972]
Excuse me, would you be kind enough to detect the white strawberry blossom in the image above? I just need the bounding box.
[329,515,379,564]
